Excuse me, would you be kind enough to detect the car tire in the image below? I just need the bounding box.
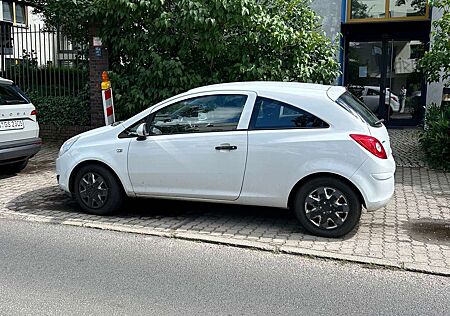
[0,160,28,174]
[294,177,362,238]
[73,164,124,215]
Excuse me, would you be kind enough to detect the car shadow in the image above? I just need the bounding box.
[5,185,360,241]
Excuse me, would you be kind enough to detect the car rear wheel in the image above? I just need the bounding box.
[294,177,362,238]
[73,164,124,215]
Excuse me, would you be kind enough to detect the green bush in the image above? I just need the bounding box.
[99,0,340,119]
[419,104,450,170]
[29,0,341,120]
[27,86,90,126]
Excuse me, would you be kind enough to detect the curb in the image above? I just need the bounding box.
[1,210,449,277]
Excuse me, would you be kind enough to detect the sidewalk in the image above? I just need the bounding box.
[0,129,449,275]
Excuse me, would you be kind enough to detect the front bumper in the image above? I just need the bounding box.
[56,151,72,193]
[0,138,42,165]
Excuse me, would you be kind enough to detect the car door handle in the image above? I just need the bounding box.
[215,144,237,151]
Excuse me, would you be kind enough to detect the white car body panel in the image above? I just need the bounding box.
[128,131,247,200]
[56,81,395,213]
[0,77,41,167]
[56,125,135,196]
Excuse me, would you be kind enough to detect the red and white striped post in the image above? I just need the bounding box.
[101,71,115,125]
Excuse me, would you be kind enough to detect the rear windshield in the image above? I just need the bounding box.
[336,91,381,127]
[0,84,30,106]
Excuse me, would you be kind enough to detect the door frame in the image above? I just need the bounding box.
[342,20,431,127]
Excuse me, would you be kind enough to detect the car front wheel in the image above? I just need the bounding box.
[294,177,362,238]
[73,164,124,215]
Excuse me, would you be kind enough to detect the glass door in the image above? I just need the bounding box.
[346,41,386,119]
[386,39,426,124]
[346,39,426,126]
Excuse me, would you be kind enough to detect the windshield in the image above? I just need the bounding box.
[0,84,30,105]
[336,91,381,127]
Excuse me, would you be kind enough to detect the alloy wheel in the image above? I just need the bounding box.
[304,186,350,230]
[78,172,109,209]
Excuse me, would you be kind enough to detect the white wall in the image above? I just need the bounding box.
[426,7,446,106]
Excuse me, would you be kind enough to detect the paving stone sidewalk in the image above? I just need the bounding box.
[0,129,449,276]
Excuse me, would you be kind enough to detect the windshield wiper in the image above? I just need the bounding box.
[374,118,384,125]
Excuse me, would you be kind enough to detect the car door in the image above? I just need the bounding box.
[127,91,256,201]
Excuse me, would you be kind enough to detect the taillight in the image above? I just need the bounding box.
[31,109,37,116]
[350,134,387,159]
[391,95,398,102]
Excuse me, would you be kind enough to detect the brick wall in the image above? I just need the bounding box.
[38,25,110,142]
[89,25,110,128]
[39,124,93,143]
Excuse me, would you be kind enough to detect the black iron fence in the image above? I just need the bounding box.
[0,23,91,126]
[0,23,88,97]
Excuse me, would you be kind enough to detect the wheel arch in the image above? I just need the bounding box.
[287,172,366,210]
[69,160,126,194]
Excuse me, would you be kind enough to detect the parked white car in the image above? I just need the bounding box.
[360,86,400,114]
[0,78,41,174]
[56,82,395,237]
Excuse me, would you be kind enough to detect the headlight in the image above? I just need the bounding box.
[58,136,80,157]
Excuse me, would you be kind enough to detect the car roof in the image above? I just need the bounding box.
[0,77,13,85]
[188,81,344,99]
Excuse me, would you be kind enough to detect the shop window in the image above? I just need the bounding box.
[348,0,429,21]
[389,0,427,17]
[350,0,386,19]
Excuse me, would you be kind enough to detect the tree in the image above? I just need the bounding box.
[418,0,450,84]
[28,0,341,118]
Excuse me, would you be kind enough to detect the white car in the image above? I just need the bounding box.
[0,78,41,174]
[360,86,400,114]
[56,82,395,237]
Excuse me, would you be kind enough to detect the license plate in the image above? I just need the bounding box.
[0,120,24,131]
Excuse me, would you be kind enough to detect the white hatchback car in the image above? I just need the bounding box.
[0,77,41,174]
[56,82,395,237]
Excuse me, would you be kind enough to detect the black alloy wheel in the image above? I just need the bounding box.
[294,177,362,238]
[73,164,124,215]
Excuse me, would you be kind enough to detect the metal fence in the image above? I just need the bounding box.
[0,23,88,97]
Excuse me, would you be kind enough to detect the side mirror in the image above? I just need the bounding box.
[136,123,149,141]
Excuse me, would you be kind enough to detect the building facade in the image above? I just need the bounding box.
[312,0,446,127]
[0,1,79,70]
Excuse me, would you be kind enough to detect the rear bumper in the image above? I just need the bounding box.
[351,155,396,211]
[0,138,42,165]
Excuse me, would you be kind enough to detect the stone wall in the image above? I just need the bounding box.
[39,124,92,143]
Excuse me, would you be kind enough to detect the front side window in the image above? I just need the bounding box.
[250,97,329,129]
[149,94,247,135]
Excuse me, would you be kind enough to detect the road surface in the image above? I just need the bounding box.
[0,217,449,315]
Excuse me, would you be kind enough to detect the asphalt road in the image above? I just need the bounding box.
[0,217,449,316]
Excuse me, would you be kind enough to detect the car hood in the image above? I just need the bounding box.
[77,125,117,140]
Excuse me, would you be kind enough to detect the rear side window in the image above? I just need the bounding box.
[337,91,381,127]
[0,84,29,105]
[250,97,329,129]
